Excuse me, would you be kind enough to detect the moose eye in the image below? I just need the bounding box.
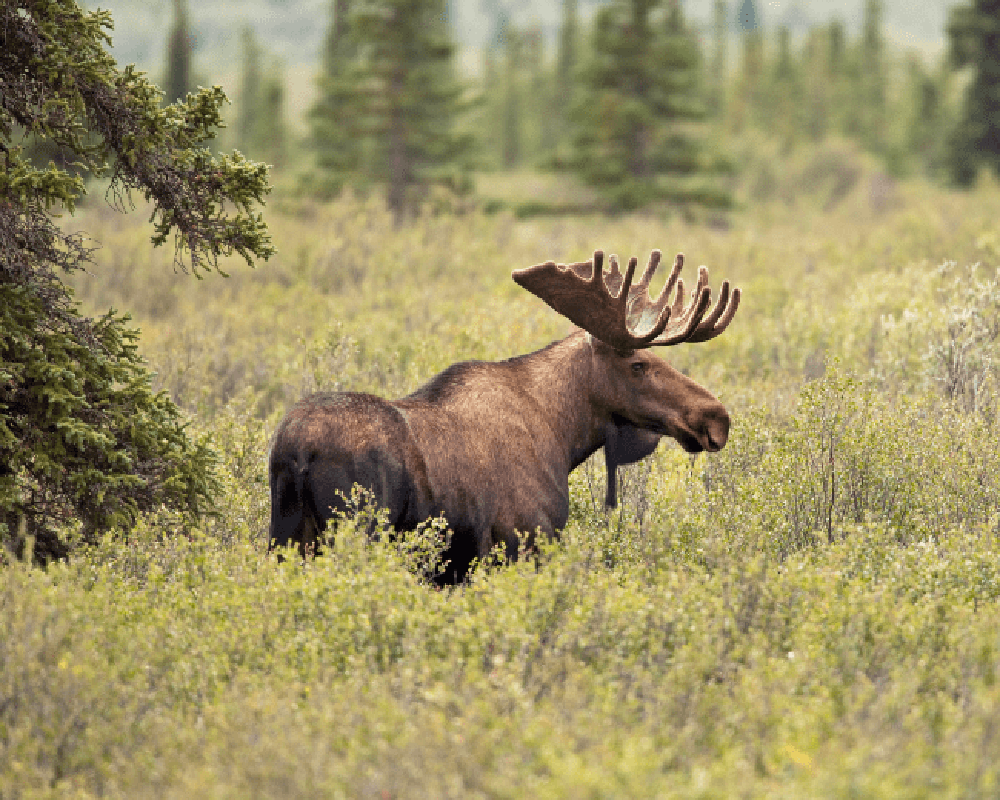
[630,362,646,376]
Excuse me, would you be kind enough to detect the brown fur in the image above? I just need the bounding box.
[269,330,728,583]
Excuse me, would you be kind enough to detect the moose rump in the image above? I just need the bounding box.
[268,392,433,556]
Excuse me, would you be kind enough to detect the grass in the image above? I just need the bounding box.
[5,160,1000,795]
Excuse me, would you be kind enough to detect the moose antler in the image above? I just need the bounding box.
[512,249,741,351]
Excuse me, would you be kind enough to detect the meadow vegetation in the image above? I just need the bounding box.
[4,156,1000,794]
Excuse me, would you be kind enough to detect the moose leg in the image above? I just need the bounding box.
[268,456,326,558]
[499,529,521,564]
[433,526,480,586]
[433,523,523,586]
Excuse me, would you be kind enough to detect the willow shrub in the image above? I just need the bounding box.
[678,364,997,560]
[3,503,1000,795]
[14,166,1000,795]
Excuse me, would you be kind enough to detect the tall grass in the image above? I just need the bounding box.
[4,166,1000,795]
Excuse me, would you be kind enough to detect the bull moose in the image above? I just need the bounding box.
[268,249,741,583]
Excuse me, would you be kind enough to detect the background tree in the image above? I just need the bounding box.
[904,56,952,178]
[553,0,580,161]
[501,23,521,169]
[710,0,728,116]
[0,0,273,561]
[257,62,289,169]
[800,25,830,141]
[307,0,362,197]
[477,3,515,169]
[236,25,262,155]
[730,0,763,132]
[946,0,1000,185]
[236,26,288,168]
[767,26,805,150]
[825,18,850,134]
[524,26,555,159]
[310,0,473,221]
[570,0,726,210]
[857,0,887,152]
[164,0,193,105]
[480,45,500,165]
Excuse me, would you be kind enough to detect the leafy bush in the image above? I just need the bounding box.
[6,171,1000,794]
[697,363,1000,559]
[921,260,1000,416]
[3,515,1000,795]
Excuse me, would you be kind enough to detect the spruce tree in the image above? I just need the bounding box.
[164,0,193,105]
[236,25,262,155]
[768,26,804,149]
[710,0,728,115]
[570,0,725,210]
[825,18,854,136]
[479,5,516,169]
[800,27,829,140]
[237,27,288,168]
[1,0,273,561]
[828,18,846,75]
[502,24,521,169]
[947,0,1000,185]
[906,56,949,177]
[258,62,288,169]
[308,0,363,196]
[525,26,555,158]
[309,0,472,220]
[730,0,763,132]
[858,0,887,152]
[481,46,499,151]
[553,0,580,155]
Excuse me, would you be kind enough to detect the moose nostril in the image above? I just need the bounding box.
[705,412,730,451]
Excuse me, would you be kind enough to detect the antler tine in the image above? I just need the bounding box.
[621,251,677,337]
[670,279,686,318]
[620,256,637,299]
[656,262,707,336]
[655,284,714,345]
[643,251,684,308]
[695,280,730,332]
[633,249,663,292]
[605,254,638,301]
[652,265,741,347]
[590,250,606,286]
[684,283,742,343]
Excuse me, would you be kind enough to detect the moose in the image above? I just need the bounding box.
[268,249,741,583]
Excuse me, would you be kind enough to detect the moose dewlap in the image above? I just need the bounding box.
[268,249,741,583]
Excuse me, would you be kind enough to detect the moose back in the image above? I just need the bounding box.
[268,249,740,583]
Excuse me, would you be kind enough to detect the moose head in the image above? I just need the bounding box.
[514,248,739,455]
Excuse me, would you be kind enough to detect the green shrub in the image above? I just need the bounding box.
[698,363,1000,559]
[6,171,1000,795]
